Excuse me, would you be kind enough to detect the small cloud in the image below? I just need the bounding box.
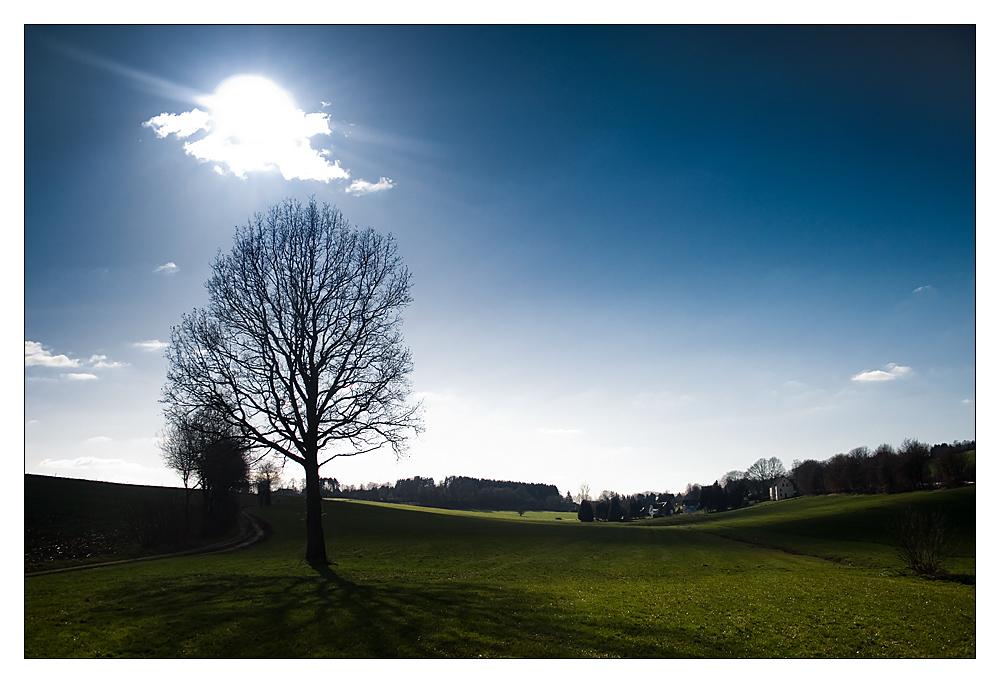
[346,177,395,195]
[25,340,79,368]
[321,101,331,109]
[155,262,179,274]
[144,108,212,138]
[89,354,128,369]
[851,363,913,383]
[86,436,113,444]
[63,373,99,381]
[134,340,168,352]
[913,285,933,294]
[961,398,973,404]
[39,456,127,469]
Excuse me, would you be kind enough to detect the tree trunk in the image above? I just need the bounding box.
[303,456,329,564]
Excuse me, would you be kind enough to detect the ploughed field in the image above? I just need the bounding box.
[24,478,975,657]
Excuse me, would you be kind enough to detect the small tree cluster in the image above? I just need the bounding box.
[160,407,251,536]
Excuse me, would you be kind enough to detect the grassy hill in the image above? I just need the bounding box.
[650,486,975,575]
[25,478,975,657]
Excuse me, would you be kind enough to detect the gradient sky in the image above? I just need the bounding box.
[24,25,976,496]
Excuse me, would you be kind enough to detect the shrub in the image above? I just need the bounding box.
[888,509,954,575]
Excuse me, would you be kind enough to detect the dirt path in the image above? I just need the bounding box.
[25,508,267,577]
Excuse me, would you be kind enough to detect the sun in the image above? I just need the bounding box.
[145,73,357,183]
[199,75,302,144]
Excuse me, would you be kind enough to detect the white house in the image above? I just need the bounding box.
[769,476,795,501]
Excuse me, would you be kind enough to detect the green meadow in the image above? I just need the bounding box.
[24,482,974,658]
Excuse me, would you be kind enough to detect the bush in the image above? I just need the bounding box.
[577,499,594,523]
[888,509,954,575]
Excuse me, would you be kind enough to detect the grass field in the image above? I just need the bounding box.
[24,481,975,658]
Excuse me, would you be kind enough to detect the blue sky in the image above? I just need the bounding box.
[24,25,976,496]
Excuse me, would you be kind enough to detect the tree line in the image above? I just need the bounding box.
[788,439,975,496]
[696,439,975,514]
[325,475,575,513]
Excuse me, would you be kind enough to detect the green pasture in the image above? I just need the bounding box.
[25,485,975,658]
[652,487,976,576]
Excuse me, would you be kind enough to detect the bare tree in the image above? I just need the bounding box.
[746,457,786,499]
[898,438,932,491]
[160,421,200,493]
[253,459,283,506]
[159,405,250,538]
[719,469,745,488]
[162,198,423,564]
[161,406,241,503]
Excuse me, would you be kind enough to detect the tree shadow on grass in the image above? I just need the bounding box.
[58,565,652,658]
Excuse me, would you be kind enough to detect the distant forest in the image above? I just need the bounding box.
[319,475,575,513]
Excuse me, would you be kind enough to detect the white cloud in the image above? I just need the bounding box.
[86,436,113,444]
[535,427,583,437]
[26,341,126,376]
[134,340,168,352]
[346,177,395,195]
[143,75,357,183]
[851,363,913,382]
[144,108,211,138]
[913,285,933,294]
[89,354,128,369]
[155,262,179,274]
[25,341,79,367]
[39,456,126,469]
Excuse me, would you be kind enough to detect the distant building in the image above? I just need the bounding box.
[769,477,795,501]
[649,502,673,518]
[682,499,700,514]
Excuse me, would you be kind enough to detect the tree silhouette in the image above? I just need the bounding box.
[745,457,786,499]
[162,198,423,564]
[607,496,624,522]
[253,459,283,506]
